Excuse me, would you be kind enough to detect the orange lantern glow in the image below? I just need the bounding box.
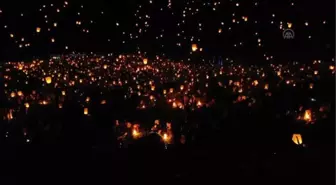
[303,109,312,122]
[264,84,269,90]
[45,76,52,84]
[191,44,198,52]
[143,58,148,65]
[84,108,89,115]
[10,92,16,98]
[292,134,303,145]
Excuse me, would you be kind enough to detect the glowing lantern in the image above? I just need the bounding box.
[51,38,55,43]
[329,65,334,70]
[10,34,14,38]
[218,28,222,33]
[143,58,148,65]
[17,91,23,97]
[252,80,259,86]
[45,76,52,84]
[86,97,90,102]
[197,100,202,108]
[163,89,167,95]
[309,83,314,89]
[264,84,269,90]
[292,134,303,145]
[191,44,198,52]
[62,91,66,96]
[163,133,169,143]
[10,92,16,98]
[314,71,318,75]
[287,22,292,28]
[172,102,177,108]
[303,110,312,122]
[151,86,155,91]
[101,100,106,105]
[180,85,184,91]
[169,88,174,93]
[84,108,89,115]
[58,104,63,109]
[36,27,41,33]
[103,64,108,69]
[24,103,30,108]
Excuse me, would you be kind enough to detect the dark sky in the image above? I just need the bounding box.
[0,0,334,62]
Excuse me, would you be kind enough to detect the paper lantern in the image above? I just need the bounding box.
[24,103,30,108]
[292,134,303,145]
[10,92,16,98]
[143,58,148,65]
[36,27,41,33]
[17,91,23,97]
[45,76,52,84]
[264,84,269,90]
[84,108,89,115]
[303,110,312,122]
[191,44,198,52]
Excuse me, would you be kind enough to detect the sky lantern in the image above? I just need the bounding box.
[329,65,334,70]
[36,27,41,33]
[292,134,303,145]
[84,108,89,115]
[180,85,184,91]
[303,109,312,122]
[264,84,269,90]
[143,58,148,65]
[51,38,55,43]
[191,44,198,52]
[45,76,52,84]
[218,28,222,33]
[10,92,16,98]
[309,83,314,89]
[287,22,292,28]
[24,103,30,109]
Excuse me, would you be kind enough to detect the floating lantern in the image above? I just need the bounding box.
[143,58,148,65]
[309,83,314,89]
[36,27,41,33]
[191,44,198,52]
[264,84,269,90]
[303,109,312,122]
[10,92,16,98]
[292,134,303,145]
[24,103,30,108]
[84,108,89,115]
[45,76,52,84]
[17,91,23,97]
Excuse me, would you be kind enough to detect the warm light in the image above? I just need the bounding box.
[163,133,169,142]
[309,83,314,89]
[303,110,312,122]
[103,64,108,69]
[172,102,177,108]
[264,84,269,90]
[45,76,52,84]
[24,103,30,108]
[191,44,198,52]
[58,104,63,109]
[329,65,334,70]
[10,92,16,98]
[132,129,140,138]
[287,22,292,28]
[101,100,106,105]
[197,100,202,107]
[17,91,23,97]
[292,134,303,145]
[163,89,167,95]
[180,85,184,91]
[84,108,89,115]
[36,27,41,33]
[62,91,66,96]
[143,58,148,65]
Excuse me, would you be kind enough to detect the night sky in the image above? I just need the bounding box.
[0,0,334,62]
